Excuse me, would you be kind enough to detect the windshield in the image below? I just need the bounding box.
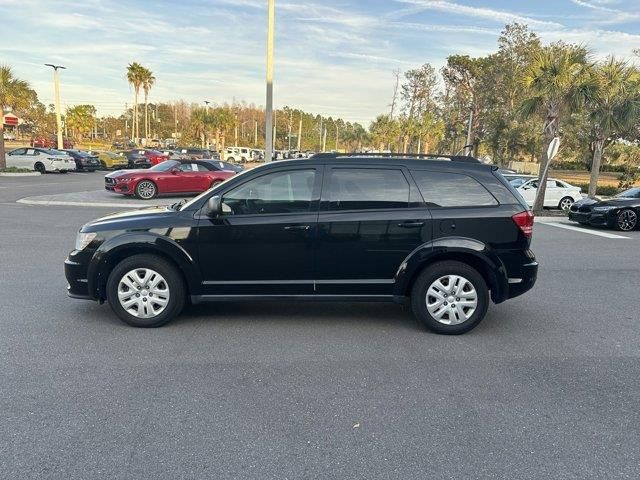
[616,187,640,198]
[150,160,179,172]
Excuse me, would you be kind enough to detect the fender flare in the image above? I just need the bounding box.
[393,236,508,303]
[87,232,201,299]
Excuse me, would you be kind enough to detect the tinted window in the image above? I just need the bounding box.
[411,170,498,207]
[326,168,409,211]
[223,169,315,215]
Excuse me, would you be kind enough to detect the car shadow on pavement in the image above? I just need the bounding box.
[175,301,421,331]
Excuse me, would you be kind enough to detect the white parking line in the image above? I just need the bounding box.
[538,221,629,239]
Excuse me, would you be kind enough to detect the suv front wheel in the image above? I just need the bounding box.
[411,261,489,335]
[106,254,185,327]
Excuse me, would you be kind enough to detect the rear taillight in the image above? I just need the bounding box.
[512,210,534,238]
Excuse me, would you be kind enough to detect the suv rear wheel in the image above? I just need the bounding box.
[411,261,489,335]
[106,254,185,327]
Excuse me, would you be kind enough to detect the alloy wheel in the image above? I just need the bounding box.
[618,209,637,231]
[426,275,478,325]
[117,268,170,318]
[559,197,573,211]
[137,181,156,199]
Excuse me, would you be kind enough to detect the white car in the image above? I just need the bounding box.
[6,147,76,173]
[517,178,582,210]
[225,147,253,163]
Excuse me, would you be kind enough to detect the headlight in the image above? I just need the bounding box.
[117,177,133,182]
[593,206,615,212]
[75,232,96,251]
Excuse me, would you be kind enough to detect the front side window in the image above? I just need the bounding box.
[222,169,316,215]
[326,168,409,211]
[411,170,498,207]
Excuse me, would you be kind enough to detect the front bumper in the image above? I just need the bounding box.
[568,210,613,227]
[65,257,92,299]
[105,181,131,194]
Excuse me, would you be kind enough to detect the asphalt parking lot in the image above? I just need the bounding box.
[1,172,639,479]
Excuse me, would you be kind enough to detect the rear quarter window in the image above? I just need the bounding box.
[410,170,498,207]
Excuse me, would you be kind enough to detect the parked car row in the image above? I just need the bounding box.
[104,159,243,199]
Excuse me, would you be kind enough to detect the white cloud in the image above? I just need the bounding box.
[392,0,565,28]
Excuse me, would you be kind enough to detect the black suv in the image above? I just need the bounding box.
[65,153,538,334]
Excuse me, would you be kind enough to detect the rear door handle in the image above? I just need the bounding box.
[284,225,311,231]
[397,222,425,228]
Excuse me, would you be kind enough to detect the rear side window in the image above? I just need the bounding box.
[411,170,498,207]
[326,168,409,211]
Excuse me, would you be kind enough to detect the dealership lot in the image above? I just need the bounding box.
[1,174,639,479]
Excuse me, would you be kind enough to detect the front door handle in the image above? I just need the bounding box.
[284,225,311,231]
[397,221,425,228]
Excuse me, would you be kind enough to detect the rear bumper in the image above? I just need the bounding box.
[498,249,538,301]
[505,262,538,299]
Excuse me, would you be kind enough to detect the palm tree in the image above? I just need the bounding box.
[126,62,145,143]
[141,68,155,142]
[370,114,400,152]
[586,58,640,197]
[0,65,32,170]
[191,108,208,148]
[212,108,235,157]
[520,45,597,213]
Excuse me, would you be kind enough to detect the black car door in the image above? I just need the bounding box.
[315,165,432,296]
[196,166,322,296]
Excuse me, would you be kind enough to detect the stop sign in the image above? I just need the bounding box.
[3,114,18,126]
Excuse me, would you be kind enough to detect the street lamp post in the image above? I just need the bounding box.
[265,0,275,162]
[44,64,66,150]
[204,100,211,149]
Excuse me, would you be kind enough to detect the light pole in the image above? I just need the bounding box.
[204,101,211,148]
[265,0,275,162]
[44,64,66,150]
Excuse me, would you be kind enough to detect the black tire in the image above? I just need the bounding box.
[210,179,223,188]
[558,196,574,211]
[106,254,185,327]
[34,162,46,174]
[410,261,489,335]
[136,180,157,199]
[100,160,108,170]
[615,208,638,231]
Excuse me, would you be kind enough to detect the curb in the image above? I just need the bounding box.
[16,198,155,208]
[0,172,41,177]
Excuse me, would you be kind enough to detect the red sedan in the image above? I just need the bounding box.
[105,159,237,199]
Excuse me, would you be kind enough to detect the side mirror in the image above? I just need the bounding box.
[171,167,180,175]
[207,195,221,217]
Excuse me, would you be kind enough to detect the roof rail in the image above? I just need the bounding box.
[311,152,481,163]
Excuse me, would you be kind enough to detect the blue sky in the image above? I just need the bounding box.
[1,0,639,124]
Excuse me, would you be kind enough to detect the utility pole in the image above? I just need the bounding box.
[322,127,327,152]
[44,64,66,150]
[464,109,473,156]
[254,120,258,147]
[288,110,293,151]
[174,103,178,142]
[204,101,210,149]
[297,117,302,151]
[335,123,339,152]
[319,116,323,151]
[234,110,239,146]
[265,0,275,162]
[273,109,277,151]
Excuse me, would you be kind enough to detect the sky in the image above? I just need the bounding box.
[1,0,639,124]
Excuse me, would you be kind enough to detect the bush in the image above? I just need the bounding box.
[1,166,32,173]
[573,183,620,196]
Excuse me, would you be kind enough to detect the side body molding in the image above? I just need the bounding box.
[393,236,508,303]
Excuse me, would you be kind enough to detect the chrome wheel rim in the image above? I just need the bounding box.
[117,268,170,318]
[560,198,573,211]
[137,181,156,199]
[426,275,478,325]
[618,210,637,231]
